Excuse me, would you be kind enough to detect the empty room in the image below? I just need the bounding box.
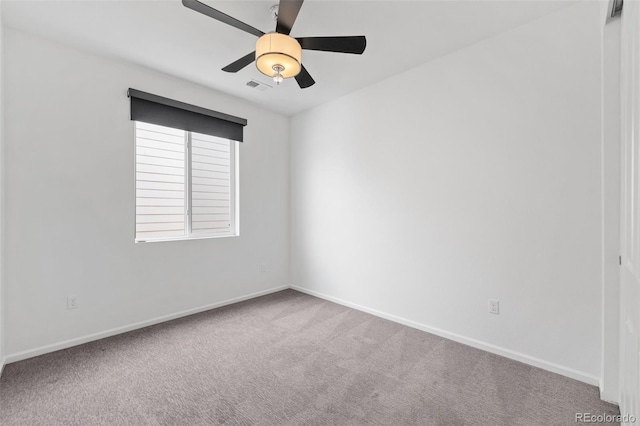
[0,0,637,424]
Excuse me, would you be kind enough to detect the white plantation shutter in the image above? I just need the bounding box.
[190,132,233,235]
[136,122,187,240]
[135,122,236,241]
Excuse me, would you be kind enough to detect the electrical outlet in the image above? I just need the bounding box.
[261,263,267,272]
[67,295,78,310]
[489,299,499,315]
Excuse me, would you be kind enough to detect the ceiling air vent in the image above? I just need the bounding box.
[246,79,272,92]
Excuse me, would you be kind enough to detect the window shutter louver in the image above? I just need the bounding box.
[135,122,187,240]
[190,132,233,235]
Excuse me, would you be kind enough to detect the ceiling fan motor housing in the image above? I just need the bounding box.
[255,33,302,79]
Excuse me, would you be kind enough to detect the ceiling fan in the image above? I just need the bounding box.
[182,0,367,89]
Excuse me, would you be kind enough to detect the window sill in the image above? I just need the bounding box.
[135,233,238,244]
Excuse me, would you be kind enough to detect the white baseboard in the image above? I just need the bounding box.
[0,356,6,378]
[5,285,289,364]
[5,283,601,390]
[290,285,600,387]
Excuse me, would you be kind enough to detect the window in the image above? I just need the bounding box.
[135,121,237,242]
[128,88,246,243]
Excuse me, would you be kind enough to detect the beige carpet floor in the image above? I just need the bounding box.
[0,289,620,425]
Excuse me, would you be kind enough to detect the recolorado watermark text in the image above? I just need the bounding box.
[576,412,636,423]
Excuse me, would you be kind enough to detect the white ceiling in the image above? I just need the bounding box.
[2,0,576,116]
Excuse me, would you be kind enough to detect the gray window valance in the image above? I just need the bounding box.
[128,88,247,142]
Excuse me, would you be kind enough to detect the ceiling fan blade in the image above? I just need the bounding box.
[222,51,256,73]
[276,0,304,35]
[295,65,315,89]
[297,36,367,54]
[182,0,264,38]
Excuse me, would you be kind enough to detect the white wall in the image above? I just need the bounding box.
[290,4,603,384]
[4,28,289,358]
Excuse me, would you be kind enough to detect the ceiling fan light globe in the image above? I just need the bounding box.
[255,33,302,79]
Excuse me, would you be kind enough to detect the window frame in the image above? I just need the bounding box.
[134,121,239,243]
